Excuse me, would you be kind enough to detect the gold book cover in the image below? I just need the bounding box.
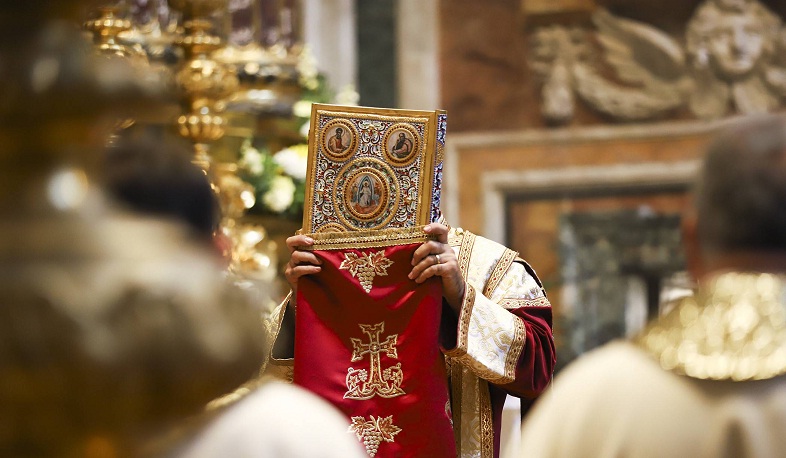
[302,104,447,234]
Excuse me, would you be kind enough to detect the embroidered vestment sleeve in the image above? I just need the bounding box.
[441,231,555,395]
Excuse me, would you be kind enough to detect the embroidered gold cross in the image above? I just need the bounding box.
[345,322,405,400]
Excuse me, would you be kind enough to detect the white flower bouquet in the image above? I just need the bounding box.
[236,68,359,219]
[238,140,308,218]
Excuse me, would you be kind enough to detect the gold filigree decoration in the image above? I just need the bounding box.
[468,304,517,384]
[345,322,405,400]
[483,247,519,297]
[303,104,439,233]
[638,272,786,381]
[348,414,402,457]
[478,379,495,458]
[498,297,552,309]
[319,109,429,124]
[504,315,527,382]
[301,226,435,251]
[436,141,445,164]
[339,251,394,293]
[315,222,347,233]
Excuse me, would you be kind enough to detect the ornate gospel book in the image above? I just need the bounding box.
[302,103,447,234]
[294,104,455,457]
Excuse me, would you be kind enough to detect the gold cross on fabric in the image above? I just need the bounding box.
[344,322,405,400]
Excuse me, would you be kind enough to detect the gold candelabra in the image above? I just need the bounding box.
[84,4,147,61]
[82,0,306,295]
[169,0,237,169]
[214,0,304,156]
[84,4,153,144]
[167,0,277,284]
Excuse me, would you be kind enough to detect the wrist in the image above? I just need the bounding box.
[445,281,466,316]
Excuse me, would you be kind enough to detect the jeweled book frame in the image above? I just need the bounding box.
[302,104,447,234]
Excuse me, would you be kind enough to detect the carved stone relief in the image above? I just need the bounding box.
[529,26,594,124]
[529,0,786,124]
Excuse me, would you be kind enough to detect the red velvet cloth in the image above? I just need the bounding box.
[294,243,455,457]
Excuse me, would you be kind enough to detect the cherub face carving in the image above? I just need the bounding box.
[706,13,766,79]
[687,0,781,82]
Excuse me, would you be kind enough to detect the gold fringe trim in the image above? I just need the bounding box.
[299,226,436,250]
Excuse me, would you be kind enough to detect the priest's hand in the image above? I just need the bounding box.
[284,234,322,294]
[409,223,465,315]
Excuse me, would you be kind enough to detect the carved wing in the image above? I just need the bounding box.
[570,8,692,121]
[592,8,687,84]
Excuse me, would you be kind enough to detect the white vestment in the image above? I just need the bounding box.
[516,272,786,458]
[176,381,366,458]
[517,342,786,457]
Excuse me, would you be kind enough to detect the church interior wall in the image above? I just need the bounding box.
[434,0,786,367]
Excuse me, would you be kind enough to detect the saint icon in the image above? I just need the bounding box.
[390,132,414,159]
[327,127,348,155]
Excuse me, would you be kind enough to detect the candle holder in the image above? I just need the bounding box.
[169,0,237,169]
[120,0,183,79]
[169,0,277,283]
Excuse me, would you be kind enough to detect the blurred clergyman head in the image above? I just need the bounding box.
[103,129,220,244]
[683,114,786,276]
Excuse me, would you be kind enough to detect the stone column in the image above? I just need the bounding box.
[397,0,439,110]
[302,0,357,94]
